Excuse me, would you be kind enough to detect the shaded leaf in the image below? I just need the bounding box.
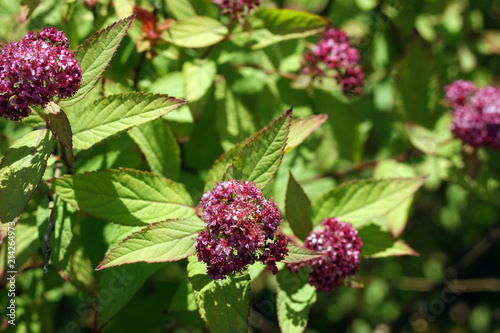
[45,102,73,157]
[204,141,245,192]
[368,239,418,258]
[50,169,196,226]
[0,130,54,239]
[357,223,395,257]
[187,255,250,333]
[285,172,312,241]
[51,197,75,280]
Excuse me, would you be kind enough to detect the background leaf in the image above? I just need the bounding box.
[164,16,228,48]
[187,255,250,333]
[0,130,54,239]
[50,169,196,226]
[285,172,312,241]
[68,92,185,150]
[286,114,327,154]
[97,218,205,269]
[312,177,426,228]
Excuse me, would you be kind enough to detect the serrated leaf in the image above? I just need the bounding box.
[277,266,316,333]
[394,36,438,127]
[312,178,426,228]
[368,239,418,258]
[96,262,167,330]
[59,14,136,107]
[67,92,186,150]
[204,141,245,192]
[50,169,196,226]
[97,218,205,269]
[0,129,54,239]
[128,119,180,180]
[232,8,328,49]
[282,243,322,264]
[187,255,250,333]
[45,102,73,157]
[164,16,228,48]
[286,114,327,154]
[285,172,312,241]
[215,76,257,151]
[50,197,75,280]
[357,223,395,257]
[224,109,292,189]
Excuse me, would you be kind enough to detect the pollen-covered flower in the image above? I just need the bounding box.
[301,28,365,96]
[445,81,500,149]
[0,27,82,121]
[288,218,362,291]
[195,180,288,280]
[212,0,262,17]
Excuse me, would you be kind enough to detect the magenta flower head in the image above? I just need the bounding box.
[445,80,500,149]
[301,28,365,96]
[195,179,289,280]
[212,0,262,17]
[0,27,82,121]
[288,218,362,291]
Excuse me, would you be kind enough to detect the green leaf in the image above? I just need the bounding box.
[233,8,328,49]
[277,266,317,333]
[45,102,73,157]
[168,279,198,312]
[283,243,322,264]
[286,114,327,154]
[164,16,228,48]
[215,76,258,151]
[368,239,418,258]
[204,141,245,192]
[187,255,250,333]
[50,169,196,226]
[128,119,181,180]
[285,172,312,241]
[60,14,136,107]
[0,129,54,239]
[224,109,292,189]
[95,262,167,330]
[357,223,395,257]
[394,36,438,127]
[312,177,426,228]
[68,92,186,150]
[50,197,75,280]
[97,218,205,269]
[183,59,217,119]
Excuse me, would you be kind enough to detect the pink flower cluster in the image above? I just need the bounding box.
[445,80,500,149]
[301,28,365,96]
[195,180,288,280]
[288,218,362,291]
[212,0,262,17]
[0,27,82,121]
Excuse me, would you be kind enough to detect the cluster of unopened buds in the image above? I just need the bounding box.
[288,217,362,291]
[446,80,500,149]
[195,180,289,280]
[212,0,262,17]
[301,28,365,96]
[0,27,82,121]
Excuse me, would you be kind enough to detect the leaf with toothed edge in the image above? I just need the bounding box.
[282,243,322,264]
[59,14,136,107]
[187,255,250,333]
[204,140,245,193]
[96,218,206,270]
[49,169,196,226]
[224,109,292,189]
[0,129,54,240]
[286,114,328,154]
[67,92,186,150]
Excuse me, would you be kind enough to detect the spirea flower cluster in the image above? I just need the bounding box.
[212,0,262,17]
[445,80,500,149]
[301,28,365,96]
[0,27,82,121]
[195,180,289,280]
[288,218,362,291]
